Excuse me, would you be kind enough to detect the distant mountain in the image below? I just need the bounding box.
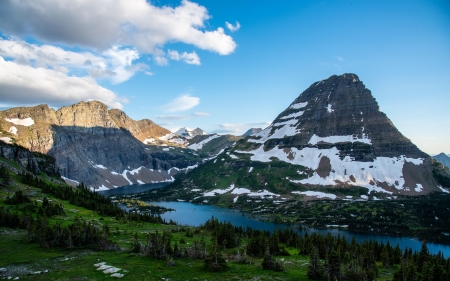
[433,153,450,168]
[0,101,200,189]
[187,134,242,155]
[242,128,262,137]
[167,73,448,203]
[174,127,207,138]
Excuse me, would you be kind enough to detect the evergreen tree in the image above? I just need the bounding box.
[417,241,429,272]
[204,238,227,272]
[325,249,341,281]
[307,246,324,280]
[381,245,391,268]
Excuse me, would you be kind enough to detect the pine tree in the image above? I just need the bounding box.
[381,245,391,268]
[204,238,227,272]
[307,246,324,280]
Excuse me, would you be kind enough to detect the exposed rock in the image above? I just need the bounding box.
[0,141,59,177]
[231,73,441,194]
[242,128,262,137]
[0,101,197,189]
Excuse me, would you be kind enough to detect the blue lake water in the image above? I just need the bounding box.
[100,183,450,258]
[98,182,170,196]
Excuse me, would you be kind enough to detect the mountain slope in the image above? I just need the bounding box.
[167,74,446,201]
[175,127,207,138]
[0,101,199,189]
[433,153,450,169]
[242,128,262,137]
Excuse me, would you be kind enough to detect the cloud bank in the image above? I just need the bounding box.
[160,94,200,112]
[0,0,237,55]
[0,57,125,109]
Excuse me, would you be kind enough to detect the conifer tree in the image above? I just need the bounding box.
[307,246,324,280]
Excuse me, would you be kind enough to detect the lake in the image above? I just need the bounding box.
[100,183,450,258]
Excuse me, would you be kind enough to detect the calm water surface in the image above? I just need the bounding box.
[100,183,450,258]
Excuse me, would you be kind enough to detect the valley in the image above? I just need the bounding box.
[1,74,450,280]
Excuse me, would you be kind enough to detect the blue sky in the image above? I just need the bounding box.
[0,0,449,154]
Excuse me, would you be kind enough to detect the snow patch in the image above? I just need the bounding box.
[121,171,133,185]
[61,176,80,184]
[137,180,144,184]
[231,188,251,195]
[203,184,235,197]
[5,117,34,126]
[229,154,238,159]
[308,134,371,145]
[94,164,107,170]
[248,167,254,173]
[280,110,305,120]
[438,186,450,194]
[162,148,169,151]
[233,196,239,203]
[8,126,18,135]
[187,135,220,151]
[143,138,155,144]
[0,137,12,143]
[327,104,334,113]
[415,184,423,192]
[241,144,423,194]
[289,102,308,109]
[291,191,337,199]
[96,185,109,191]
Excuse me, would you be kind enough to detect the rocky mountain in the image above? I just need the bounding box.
[433,153,450,169]
[242,128,262,137]
[175,127,207,138]
[0,101,201,189]
[186,134,242,155]
[166,74,448,204]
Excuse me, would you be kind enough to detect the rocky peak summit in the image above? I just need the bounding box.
[234,73,440,194]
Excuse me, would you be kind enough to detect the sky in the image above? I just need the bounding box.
[0,0,449,155]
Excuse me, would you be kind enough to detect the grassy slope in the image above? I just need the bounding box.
[0,155,368,280]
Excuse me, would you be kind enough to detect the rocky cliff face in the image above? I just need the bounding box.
[0,141,59,177]
[227,74,441,196]
[0,101,197,189]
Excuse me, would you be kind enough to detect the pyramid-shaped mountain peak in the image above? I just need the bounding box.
[233,73,439,194]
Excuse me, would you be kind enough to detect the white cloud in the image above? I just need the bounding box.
[0,0,237,55]
[192,112,209,116]
[156,115,193,121]
[154,56,169,66]
[215,122,271,134]
[144,71,154,76]
[168,50,200,65]
[156,111,209,120]
[225,21,241,32]
[160,94,200,112]
[0,57,124,109]
[335,56,344,61]
[0,38,148,84]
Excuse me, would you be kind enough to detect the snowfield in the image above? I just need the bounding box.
[237,144,424,193]
[289,102,308,109]
[291,191,337,199]
[308,134,371,145]
[8,126,18,135]
[187,135,220,151]
[5,117,35,126]
[0,137,12,143]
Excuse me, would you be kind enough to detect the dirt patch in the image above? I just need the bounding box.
[283,148,295,160]
[316,156,331,178]
[402,159,437,194]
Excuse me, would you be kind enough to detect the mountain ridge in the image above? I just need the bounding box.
[0,101,199,189]
[166,73,446,202]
